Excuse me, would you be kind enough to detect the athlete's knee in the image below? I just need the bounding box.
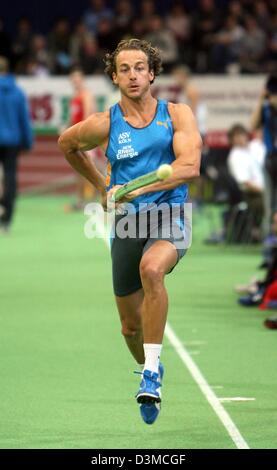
[139,259,164,286]
[121,323,141,338]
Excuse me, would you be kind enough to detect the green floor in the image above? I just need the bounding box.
[0,196,276,449]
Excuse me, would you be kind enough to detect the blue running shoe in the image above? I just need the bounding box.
[135,363,164,425]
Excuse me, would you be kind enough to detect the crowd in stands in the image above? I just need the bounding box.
[1,0,277,76]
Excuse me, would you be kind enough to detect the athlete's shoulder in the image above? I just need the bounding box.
[167,103,196,128]
[80,111,110,136]
[73,110,110,148]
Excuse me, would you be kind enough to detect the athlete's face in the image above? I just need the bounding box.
[112,50,154,99]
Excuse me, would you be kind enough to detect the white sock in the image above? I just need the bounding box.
[143,344,162,374]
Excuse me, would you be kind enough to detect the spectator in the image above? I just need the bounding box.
[129,18,146,40]
[227,1,245,25]
[114,0,134,37]
[165,2,192,62]
[48,18,72,74]
[97,18,119,54]
[27,35,52,75]
[239,15,267,73]
[78,35,103,74]
[211,15,245,73]
[0,57,33,233]
[144,15,179,72]
[83,0,114,35]
[172,65,207,137]
[227,124,264,242]
[250,74,277,233]
[254,1,271,33]
[12,17,33,74]
[192,0,222,72]
[139,0,157,32]
[70,21,90,65]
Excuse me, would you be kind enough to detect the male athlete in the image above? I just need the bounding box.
[58,39,201,425]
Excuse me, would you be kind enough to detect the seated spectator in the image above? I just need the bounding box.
[27,35,52,75]
[70,21,90,65]
[144,15,179,72]
[97,18,120,54]
[227,124,264,242]
[227,1,245,25]
[48,18,72,74]
[78,36,103,74]
[128,18,146,40]
[83,0,114,35]
[254,1,271,34]
[114,0,134,37]
[140,0,156,31]
[165,2,192,48]
[239,15,267,73]
[211,15,245,73]
[192,0,222,72]
[12,17,33,74]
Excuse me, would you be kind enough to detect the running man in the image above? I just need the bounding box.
[58,39,201,424]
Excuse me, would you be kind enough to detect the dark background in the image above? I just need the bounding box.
[1,0,230,35]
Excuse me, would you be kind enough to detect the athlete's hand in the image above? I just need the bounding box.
[107,185,142,206]
[107,185,123,211]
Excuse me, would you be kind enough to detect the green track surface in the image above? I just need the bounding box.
[0,196,277,449]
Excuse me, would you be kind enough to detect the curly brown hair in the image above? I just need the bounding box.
[104,38,163,84]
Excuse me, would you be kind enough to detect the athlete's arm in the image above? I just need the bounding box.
[133,103,202,198]
[58,112,109,195]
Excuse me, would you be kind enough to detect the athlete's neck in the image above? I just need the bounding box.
[119,93,157,119]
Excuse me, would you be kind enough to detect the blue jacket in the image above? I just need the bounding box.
[0,74,33,149]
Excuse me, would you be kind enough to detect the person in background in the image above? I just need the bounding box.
[64,67,96,212]
[172,65,207,138]
[83,0,114,35]
[144,15,179,72]
[0,56,33,233]
[227,124,264,242]
[173,64,207,206]
[250,74,277,234]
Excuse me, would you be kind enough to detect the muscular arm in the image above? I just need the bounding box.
[58,112,109,195]
[136,103,202,196]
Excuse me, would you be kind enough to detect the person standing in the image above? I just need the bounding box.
[251,74,277,234]
[0,56,33,232]
[64,67,96,212]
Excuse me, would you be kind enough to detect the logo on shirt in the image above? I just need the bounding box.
[156,120,171,129]
[118,132,131,144]
[116,145,138,160]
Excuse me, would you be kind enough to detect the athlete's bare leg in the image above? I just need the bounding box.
[115,288,145,364]
[139,240,178,344]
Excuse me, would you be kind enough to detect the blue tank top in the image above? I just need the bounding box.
[105,99,188,212]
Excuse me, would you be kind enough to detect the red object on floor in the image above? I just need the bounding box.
[260,280,277,310]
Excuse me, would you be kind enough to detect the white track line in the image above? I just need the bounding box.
[94,214,249,450]
[165,323,249,449]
